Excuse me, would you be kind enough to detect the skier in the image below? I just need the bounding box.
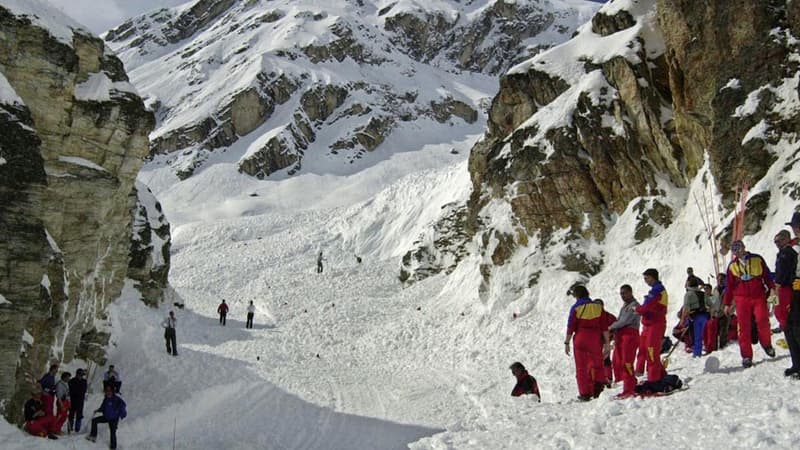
[23,388,59,439]
[681,277,709,357]
[685,267,703,289]
[54,372,71,433]
[103,365,122,393]
[86,384,127,449]
[68,368,88,433]
[509,362,541,401]
[635,268,668,382]
[39,364,59,417]
[784,212,800,377]
[316,250,324,273]
[162,310,178,356]
[246,300,255,329]
[218,299,229,326]
[564,285,611,401]
[609,284,641,398]
[773,230,796,333]
[723,240,775,368]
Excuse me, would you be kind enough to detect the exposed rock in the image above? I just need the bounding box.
[0,4,169,423]
[128,182,172,306]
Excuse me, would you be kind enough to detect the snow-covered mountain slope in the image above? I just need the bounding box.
[106,0,599,183]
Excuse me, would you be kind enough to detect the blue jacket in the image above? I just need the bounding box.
[97,394,127,421]
[39,373,56,394]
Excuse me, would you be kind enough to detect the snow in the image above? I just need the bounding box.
[0,293,9,305]
[56,156,107,172]
[0,72,24,106]
[21,330,33,345]
[44,229,61,254]
[0,157,6,167]
[0,0,89,46]
[73,72,139,102]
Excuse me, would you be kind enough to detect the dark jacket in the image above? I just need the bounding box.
[511,371,541,401]
[24,398,43,422]
[39,373,56,395]
[775,245,798,286]
[97,394,127,421]
[68,377,88,405]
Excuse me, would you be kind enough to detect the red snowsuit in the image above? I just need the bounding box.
[24,398,59,437]
[723,253,774,359]
[566,297,611,397]
[635,282,668,382]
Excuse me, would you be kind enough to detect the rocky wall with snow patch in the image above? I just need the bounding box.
[0,1,169,423]
[404,0,800,287]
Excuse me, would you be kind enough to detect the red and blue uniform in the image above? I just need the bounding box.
[724,252,774,359]
[566,297,610,397]
[635,282,668,382]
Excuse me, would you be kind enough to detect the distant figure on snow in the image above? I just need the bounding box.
[355,254,362,264]
[103,365,122,393]
[86,384,127,449]
[317,250,324,273]
[68,368,88,433]
[218,299,229,326]
[24,388,59,439]
[509,362,541,401]
[162,311,178,356]
[246,300,255,329]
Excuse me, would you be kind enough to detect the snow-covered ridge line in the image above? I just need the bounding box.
[0,72,24,106]
[0,0,90,47]
[57,156,108,172]
[73,72,139,102]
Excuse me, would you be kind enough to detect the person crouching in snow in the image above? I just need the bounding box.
[24,388,59,439]
[564,285,610,401]
[636,268,668,382]
[509,362,541,401]
[87,385,127,449]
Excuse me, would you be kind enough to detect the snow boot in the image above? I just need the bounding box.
[47,433,58,440]
[742,358,753,368]
[764,346,776,357]
[87,435,96,442]
[784,367,799,377]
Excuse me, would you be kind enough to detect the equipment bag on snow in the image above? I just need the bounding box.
[635,374,683,395]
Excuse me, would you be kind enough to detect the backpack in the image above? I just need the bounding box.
[635,374,683,395]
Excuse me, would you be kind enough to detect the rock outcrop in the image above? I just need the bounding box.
[403,0,800,285]
[0,2,169,423]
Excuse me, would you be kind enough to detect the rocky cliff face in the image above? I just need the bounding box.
[104,0,597,181]
[403,0,800,288]
[0,1,168,423]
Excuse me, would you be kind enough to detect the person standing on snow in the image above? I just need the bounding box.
[773,230,796,334]
[636,268,668,382]
[609,284,641,398]
[54,372,71,433]
[564,285,611,401]
[723,240,776,368]
[685,267,704,289]
[68,368,88,433]
[316,250,324,273]
[680,277,710,357]
[702,283,722,353]
[39,364,59,417]
[509,362,541,401]
[783,212,800,377]
[162,310,178,356]
[246,300,255,329]
[103,365,122,393]
[86,384,127,449]
[218,299,229,326]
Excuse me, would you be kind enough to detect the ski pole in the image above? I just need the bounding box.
[662,326,690,369]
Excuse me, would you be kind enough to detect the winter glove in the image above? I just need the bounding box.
[564,342,571,356]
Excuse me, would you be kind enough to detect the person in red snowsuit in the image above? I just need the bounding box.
[217,300,229,326]
[564,286,611,400]
[24,390,59,439]
[635,269,668,382]
[723,240,776,368]
[509,362,541,401]
[609,284,641,397]
[773,230,796,332]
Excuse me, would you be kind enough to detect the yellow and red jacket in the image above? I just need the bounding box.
[723,252,773,305]
[566,297,608,335]
[636,282,668,326]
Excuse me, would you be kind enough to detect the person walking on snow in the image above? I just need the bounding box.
[509,362,541,401]
[68,368,88,433]
[218,299,229,326]
[162,310,178,356]
[316,250,324,274]
[773,230,796,333]
[103,365,121,393]
[609,284,641,397]
[723,240,776,368]
[783,212,800,377]
[54,372,71,433]
[564,285,611,401]
[86,384,127,449]
[681,277,710,357]
[39,364,58,417]
[246,300,255,329]
[636,268,668,382]
[24,388,59,439]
